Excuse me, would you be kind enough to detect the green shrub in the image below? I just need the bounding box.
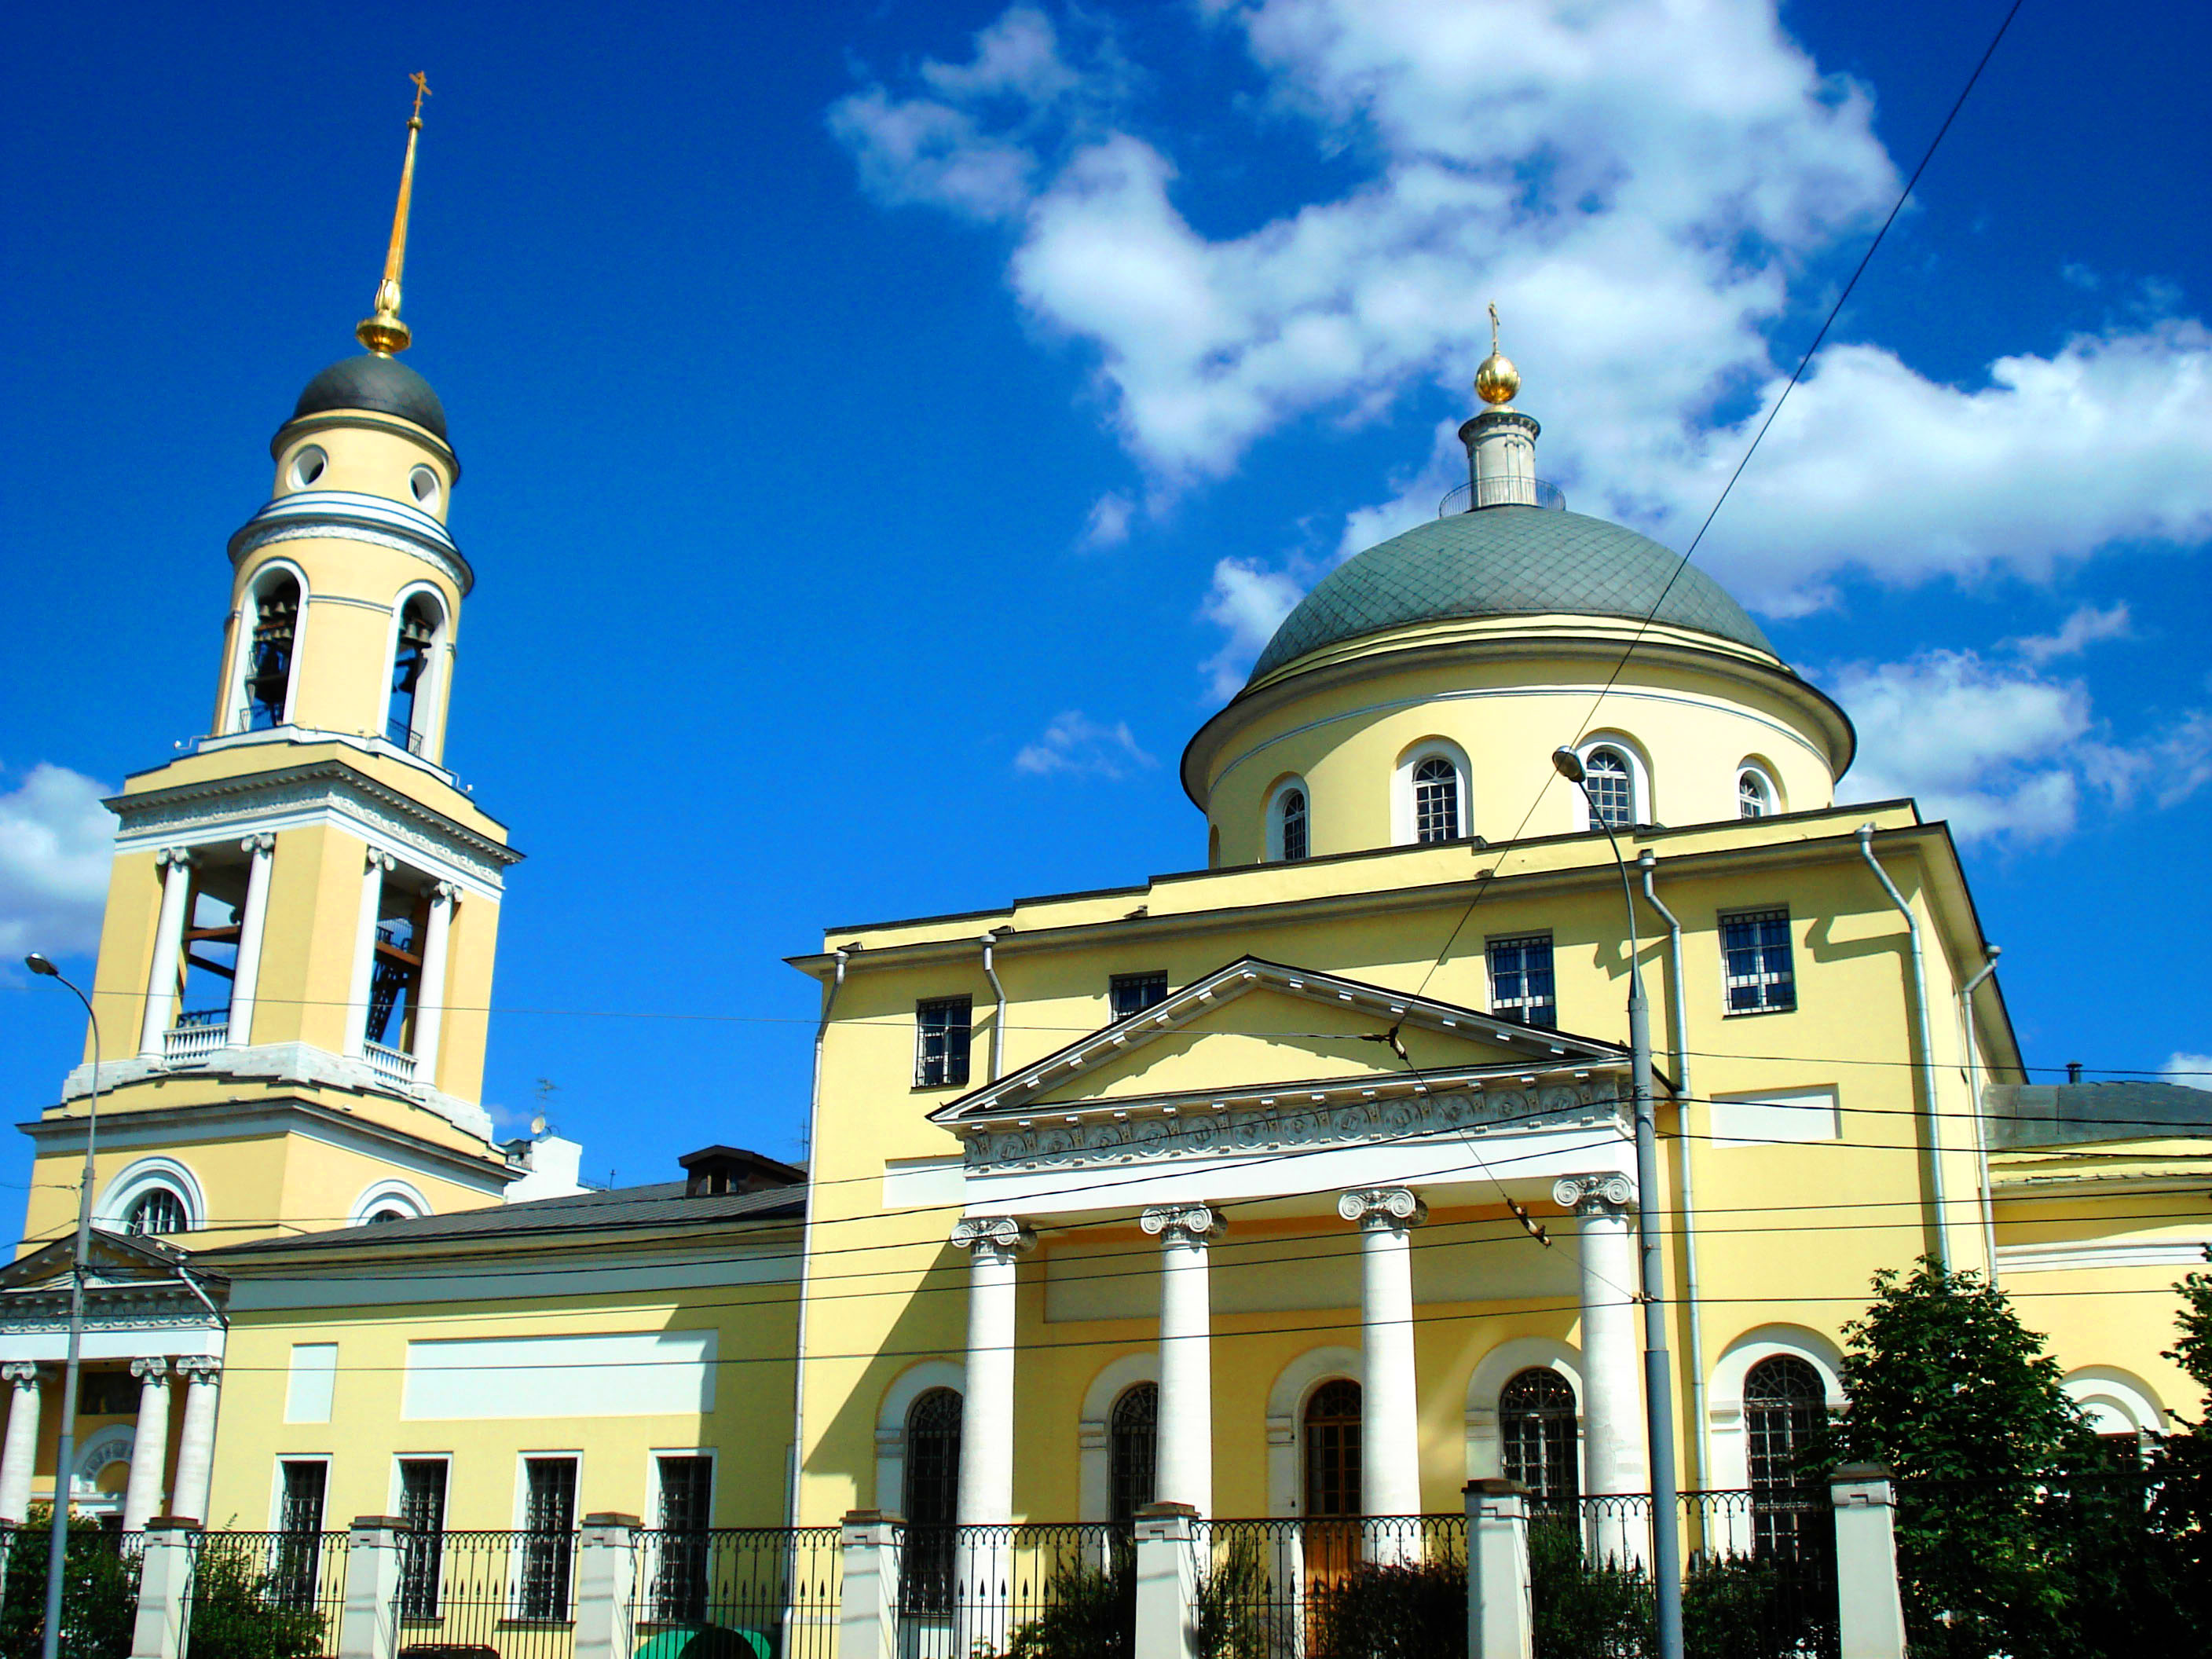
[1001,1553,1133,1659]
[1529,1518,1650,1659]
[0,1512,141,1659]
[1306,1558,1465,1658]
[1192,1536,1271,1659]
[181,1541,327,1659]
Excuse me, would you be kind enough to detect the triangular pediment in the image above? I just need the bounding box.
[0,1229,215,1295]
[934,957,1631,1126]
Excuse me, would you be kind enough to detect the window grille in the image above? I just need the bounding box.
[274,1461,328,1610]
[1412,757,1460,842]
[518,1457,577,1621]
[126,1188,189,1236]
[1108,1383,1159,1525]
[1721,909,1796,1014]
[1110,972,1169,1022]
[651,1456,713,1622]
[1584,749,1633,827]
[397,1460,447,1618]
[1745,1356,1826,1558]
[1487,935,1557,1028]
[901,1388,962,1614]
[1499,1368,1579,1503]
[1279,788,1309,861]
[1738,771,1771,819]
[914,998,972,1089]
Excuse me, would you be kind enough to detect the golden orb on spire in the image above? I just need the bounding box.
[1474,298,1520,406]
[357,73,431,356]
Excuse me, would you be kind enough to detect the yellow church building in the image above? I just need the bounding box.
[4,102,2206,1632]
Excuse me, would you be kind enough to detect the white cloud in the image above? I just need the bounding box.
[1080,490,1136,549]
[2163,1052,2212,1084]
[1014,710,1157,778]
[0,763,115,961]
[1199,557,1310,698]
[2005,602,2132,665]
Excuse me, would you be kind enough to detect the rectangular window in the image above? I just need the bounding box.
[914,998,972,1090]
[397,1459,448,1619]
[278,1460,328,1534]
[518,1456,579,1621]
[273,1460,328,1609]
[1721,909,1796,1015]
[285,1343,338,1423]
[1487,935,1557,1028]
[652,1456,714,1622]
[1109,972,1170,1022]
[78,1371,137,1416]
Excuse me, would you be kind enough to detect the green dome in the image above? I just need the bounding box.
[1250,506,1774,681]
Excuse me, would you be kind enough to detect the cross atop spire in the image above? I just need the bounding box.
[356,75,432,356]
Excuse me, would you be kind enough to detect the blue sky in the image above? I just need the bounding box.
[2,0,2207,1196]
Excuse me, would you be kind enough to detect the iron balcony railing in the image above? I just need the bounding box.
[1438,476,1567,515]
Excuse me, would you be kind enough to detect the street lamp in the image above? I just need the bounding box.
[1549,749,1685,1659]
[24,953,100,1659]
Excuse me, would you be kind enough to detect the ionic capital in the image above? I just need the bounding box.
[1139,1203,1225,1245]
[365,848,397,874]
[129,1357,171,1384]
[1551,1174,1635,1217]
[1,1362,40,1388]
[430,880,461,906]
[240,833,276,856]
[1338,1187,1427,1232]
[175,1357,222,1383]
[950,1215,1035,1261]
[156,846,196,871]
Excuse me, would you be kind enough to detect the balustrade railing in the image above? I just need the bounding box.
[363,1038,419,1088]
[163,1014,230,1064]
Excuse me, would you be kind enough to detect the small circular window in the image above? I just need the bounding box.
[408,465,441,508]
[288,445,328,489]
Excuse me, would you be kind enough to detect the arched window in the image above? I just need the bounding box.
[1413,756,1460,842]
[126,1187,189,1237]
[365,1208,409,1225]
[1584,748,1633,828]
[1108,1382,1159,1525]
[1275,787,1309,862]
[386,593,441,753]
[902,1387,962,1613]
[1738,767,1774,819]
[1304,1379,1362,1584]
[1745,1356,1827,1559]
[1499,1368,1578,1506]
[244,574,301,731]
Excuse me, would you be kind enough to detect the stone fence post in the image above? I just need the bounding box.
[1464,1478,1533,1659]
[128,1518,199,1659]
[1133,1501,1199,1659]
[337,1517,407,1659]
[1830,1463,1907,1659]
[573,1512,640,1659]
[838,1510,903,1659]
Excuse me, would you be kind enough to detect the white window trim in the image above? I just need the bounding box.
[269,1453,334,1533]
[1078,1352,1159,1522]
[225,558,312,737]
[350,1177,432,1227]
[1736,759,1782,819]
[875,1359,963,1514]
[1263,776,1310,862]
[2064,1367,2168,1437]
[1392,738,1472,846]
[73,1423,138,1508]
[389,1452,452,1519]
[95,1155,207,1235]
[510,1452,583,1620]
[1264,1345,1361,1517]
[1463,1338,1584,1481]
[379,581,454,762]
[1570,735,1650,831]
[1707,1326,1844,1518]
[645,1445,718,1529]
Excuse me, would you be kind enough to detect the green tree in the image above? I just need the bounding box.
[0,1512,141,1659]
[2147,1268,2212,1644]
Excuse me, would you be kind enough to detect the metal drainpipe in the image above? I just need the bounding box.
[981,932,1007,1082]
[1960,946,2002,1286]
[787,945,848,1528]
[1857,826,1950,1267]
[1638,851,1709,1493]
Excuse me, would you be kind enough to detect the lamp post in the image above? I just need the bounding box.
[24,953,99,1659]
[1549,750,1684,1659]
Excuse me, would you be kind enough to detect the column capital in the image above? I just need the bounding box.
[951,1215,1035,1259]
[365,848,397,874]
[430,879,461,904]
[240,832,276,855]
[174,1357,222,1383]
[1552,1173,1634,1215]
[1338,1187,1427,1231]
[130,1356,172,1382]
[155,845,196,870]
[1140,1203,1224,1243]
[1,1363,40,1388]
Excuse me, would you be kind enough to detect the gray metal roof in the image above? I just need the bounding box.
[199,1179,802,1258]
[1987,1081,2212,1149]
[1251,506,1774,681]
[289,353,449,441]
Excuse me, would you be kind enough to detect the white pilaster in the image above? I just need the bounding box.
[225,835,276,1046]
[344,849,397,1057]
[1555,1176,1646,1504]
[123,1357,173,1531]
[1141,1203,1224,1518]
[410,881,458,1082]
[0,1364,43,1524]
[167,1360,222,1525]
[139,848,196,1057]
[1464,1479,1534,1659]
[1831,1465,1908,1659]
[950,1216,1032,1525]
[837,1511,903,1659]
[1341,1188,1427,1542]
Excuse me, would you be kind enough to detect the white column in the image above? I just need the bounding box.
[1341,1188,1427,1545]
[0,1364,44,1524]
[572,1512,641,1659]
[344,849,396,1057]
[410,881,458,1082]
[139,848,196,1057]
[951,1216,1031,1524]
[128,1517,199,1659]
[225,834,276,1046]
[1141,1203,1224,1518]
[837,1511,903,1659]
[338,1514,408,1659]
[122,1357,173,1531]
[1132,1502,1200,1659]
[1556,1174,1646,1562]
[1831,1465,1908,1659]
[167,1360,221,1525]
[1464,1479,1534,1659]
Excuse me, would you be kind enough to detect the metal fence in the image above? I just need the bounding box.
[629,1525,841,1659]
[899,1522,1131,1658]
[182,1530,350,1657]
[395,1529,578,1659]
[1196,1514,1468,1658]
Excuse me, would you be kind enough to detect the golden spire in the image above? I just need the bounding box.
[1474,299,1522,408]
[356,73,431,356]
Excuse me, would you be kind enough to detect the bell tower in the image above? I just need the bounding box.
[21,86,528,1251]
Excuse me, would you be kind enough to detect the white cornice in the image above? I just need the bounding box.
[229,489,473,593]
[1996,1237,2212,1274]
